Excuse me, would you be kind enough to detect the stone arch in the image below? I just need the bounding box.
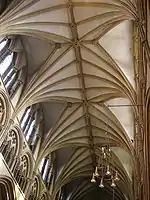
[22,151,34,177]
[34,176,40,198]
[13,153,31,192]
[0,176,16,200]
[20,154,29,177]
[0,89,10,129]
[29,176,40,200]
[10,125,23,156]
[0,125,24,168]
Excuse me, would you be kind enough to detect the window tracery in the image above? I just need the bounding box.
[0,38,11,63]
[0,127,32,193]
[0,38,24,97]
[20,105,43,151]
[0,129,17,167]
[14,154,29,192]
[39,156,53,189]
[0,39,7,51]
[29,178,39,200]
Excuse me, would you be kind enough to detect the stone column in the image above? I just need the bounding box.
[8,149,14,168]
[11,156,20,173]
[0,140,7,153]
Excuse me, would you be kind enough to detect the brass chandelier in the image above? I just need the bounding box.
[90,145,120,188]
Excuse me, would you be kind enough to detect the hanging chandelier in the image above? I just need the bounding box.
[90,146,120,188]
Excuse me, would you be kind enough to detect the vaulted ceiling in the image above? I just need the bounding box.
[0,0,140,200]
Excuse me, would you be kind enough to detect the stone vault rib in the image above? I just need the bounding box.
[0,0,138,198]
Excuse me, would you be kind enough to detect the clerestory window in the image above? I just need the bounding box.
[0,38,23,97]
[20,106,36,146]
[20,105,43,152]
[39,156,53,189]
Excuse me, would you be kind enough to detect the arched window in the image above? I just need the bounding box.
[20,105,43,151]
[0,38,11,62]
[39,156,53,189]
[14,155,29,192]
[0,39,7,51]
[0,38,23,97]
[29,178,39,200]
[0,177,15,200]
[0,129,17,167]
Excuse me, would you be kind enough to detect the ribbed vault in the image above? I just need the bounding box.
[0,0,139,199]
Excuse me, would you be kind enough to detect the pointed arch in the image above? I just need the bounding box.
[0,89,11,131]
[0,176,16,200]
